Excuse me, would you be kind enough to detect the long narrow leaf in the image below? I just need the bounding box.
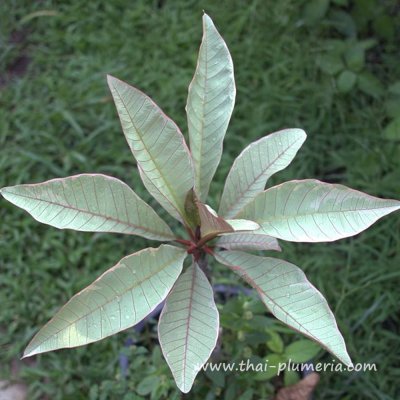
[186,13,235,201]
[24,245,187,357]
[158,262,219,393]
[239,179,400,242]
[0,174,174,241]
[219,129,306,218]
[215,250,352,366]
[108,75,194,221]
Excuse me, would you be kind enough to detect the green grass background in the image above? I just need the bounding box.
[1,0,399,399]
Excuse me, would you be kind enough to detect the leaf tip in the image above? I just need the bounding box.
[202,12,214,28]
[106,74,119,88]
[341,355,353,368]
[0,186,12,199]
[293,128,307,142]
[22,346,36,359]
[178,381,193,394]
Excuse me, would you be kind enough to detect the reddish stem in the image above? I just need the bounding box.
[196,234,215,249]
[185,226,196,241]
[187,243,197,254]
[203,246,214,256]
[175,238,192,246]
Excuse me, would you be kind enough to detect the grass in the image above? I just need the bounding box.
[1,0,400,399]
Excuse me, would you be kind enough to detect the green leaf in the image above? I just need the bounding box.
[328,10,357,37]
[186,13,235,201]
[284,370,300,386]
[316,54,344,76]
[107,75,194,222]
[383,117,400,141]
[254,353,286,380]
[332,0,348,5]
[216,233,281,252]
[219,129,306,218]
[388,81,400,96]
[158,263,219,393]
[205,368,226,387]
[136,376,159,396]
[240,179,400,242]
[373,15,395,41]
[0,174,174,241]
[302,0,330,24]
[215,250,352,366]
[337,70,357,93]
[284,339,321,363]
[23,245,186,357]
[266,329,284,353]
[240,389,255,400]
[357,72,384,99]
[385,99,400,119]
[358,38,378,51]
[344,44,365,72]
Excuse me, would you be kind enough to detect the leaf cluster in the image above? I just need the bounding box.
[1,12,399,393]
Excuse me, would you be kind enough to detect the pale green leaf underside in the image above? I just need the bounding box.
[158,262,219,393]
[186,13,236,201]
[219,129,307,218]
[216,232,281,252]
[225,219,260,231]
[108,75,194,221]
[24,245,186,357]
[0,174,174,241]
[215,250,352,366]
[240,179,400,242]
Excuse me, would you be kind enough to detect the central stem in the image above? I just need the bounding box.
[196,251,211,281]
[176,226,214,264]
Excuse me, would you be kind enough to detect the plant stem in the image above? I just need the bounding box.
[175,238,192,246]
[197,252,211,282]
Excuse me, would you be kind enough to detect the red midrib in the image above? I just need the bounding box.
[182,266,197,387]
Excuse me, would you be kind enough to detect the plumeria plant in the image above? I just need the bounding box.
[1,13,399,393]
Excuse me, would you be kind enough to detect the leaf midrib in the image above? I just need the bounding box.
[182,265,197,389]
